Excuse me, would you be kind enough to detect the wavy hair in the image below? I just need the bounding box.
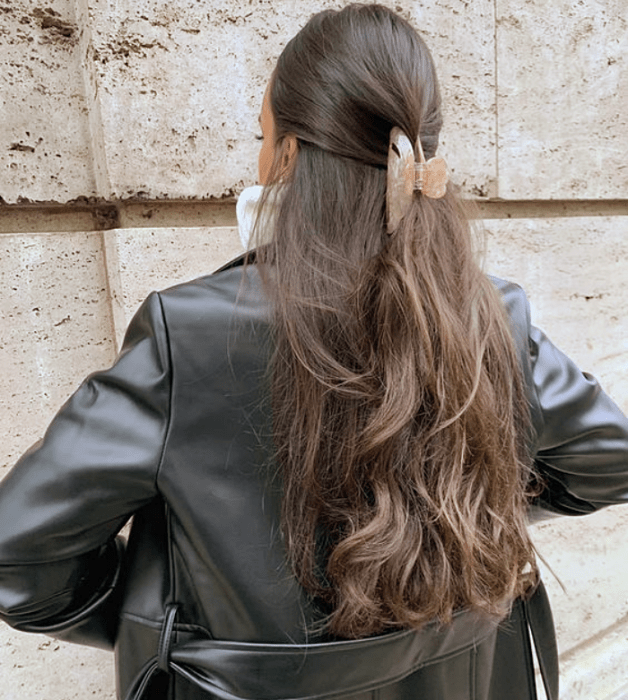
[255,4,537,638]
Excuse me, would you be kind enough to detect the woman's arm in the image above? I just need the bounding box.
[529,324,628,515]
[0,292,170,648]
[496,276,628,516]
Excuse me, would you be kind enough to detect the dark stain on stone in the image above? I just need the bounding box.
[95,36,168,65]
[470,183,488,198]
[41,16,75,36]
[33,7,77,40]
[9,143,36,153]
[570,292,608,302]
[93,205,120,230]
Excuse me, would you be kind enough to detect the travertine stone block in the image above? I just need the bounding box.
[0,0,96,203]
[0,231,116,475]
[496,0,628,199]
[483,216,628,414]
[83,0,495,199]
[103,225,243,346]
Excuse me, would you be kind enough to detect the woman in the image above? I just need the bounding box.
[0,5,627,699]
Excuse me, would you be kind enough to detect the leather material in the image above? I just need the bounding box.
[123,603,500,700]
[524,581,558,700]
[1,256,627,699]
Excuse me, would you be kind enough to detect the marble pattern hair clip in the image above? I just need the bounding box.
[386,127,448,233]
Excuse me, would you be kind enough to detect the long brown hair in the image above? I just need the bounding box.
[255,4,536,639]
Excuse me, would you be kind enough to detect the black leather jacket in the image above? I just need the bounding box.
[1,257,627,700]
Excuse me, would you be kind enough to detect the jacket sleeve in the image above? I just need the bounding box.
[0,292,170,649]
[495,277,628,517]
[529,323,628,515]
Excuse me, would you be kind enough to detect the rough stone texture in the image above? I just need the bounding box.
[104,225,243,346]
[83,0,495,200]
[0,0,97,203]
[0,628,115,700]
[496,0,628,199]
[0,206,98,233]
[548,612,628,700]
[119,200,237,229]
[483,217,628,414]
[3,0,627,203]
[531,508,628,656]
[0,231,116,474]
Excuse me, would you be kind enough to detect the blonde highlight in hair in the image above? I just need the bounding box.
[256,4,537,639]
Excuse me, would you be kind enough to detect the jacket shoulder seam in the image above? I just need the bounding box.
[152,292,174,488]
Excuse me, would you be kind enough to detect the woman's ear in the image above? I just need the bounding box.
[279,134,299,179]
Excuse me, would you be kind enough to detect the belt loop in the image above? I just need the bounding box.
[158,604,179,673]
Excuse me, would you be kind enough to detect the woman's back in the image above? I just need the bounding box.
[107,259,545,698]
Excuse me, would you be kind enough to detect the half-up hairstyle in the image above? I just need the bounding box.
[255,3,537,639]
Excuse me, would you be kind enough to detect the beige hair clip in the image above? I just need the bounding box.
[386,127,448,233]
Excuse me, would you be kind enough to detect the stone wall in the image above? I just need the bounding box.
[1,1,627,698]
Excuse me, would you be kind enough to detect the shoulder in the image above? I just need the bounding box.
[488,275,532,351]
[142,255,271,383]
[155,253,269,329]
[488,275,531,329]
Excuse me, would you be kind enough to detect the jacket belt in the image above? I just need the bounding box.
[523,579,559,700]
[124,603,500,700]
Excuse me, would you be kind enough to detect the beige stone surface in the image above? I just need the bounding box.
[104,225,243,346]
[557,596,628,700]
[483,216,628,414]
[531,507,628,657]
[0,0,96,203]
[496,0,628,199]
[0,626,115,700]
[0,231,116,474]
[82,0,496,200]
